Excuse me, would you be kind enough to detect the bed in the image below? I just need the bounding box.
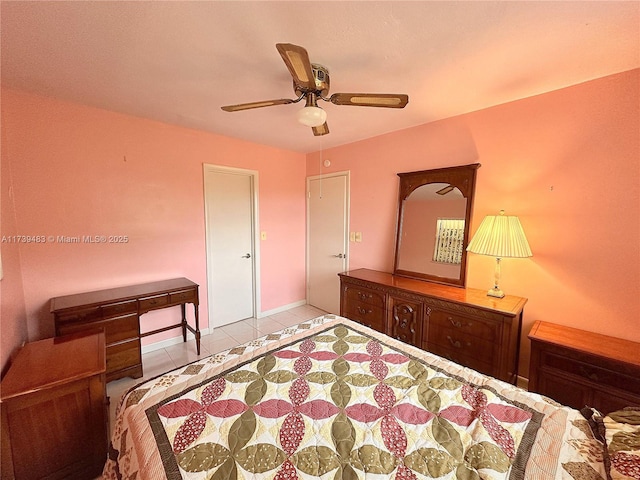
[103,315,635,480]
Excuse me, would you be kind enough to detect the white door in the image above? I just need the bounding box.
[307,172,349,314]
[204,165,258,328]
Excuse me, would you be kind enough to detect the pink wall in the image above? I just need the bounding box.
[307,69,640,378]
[1,88,307,365]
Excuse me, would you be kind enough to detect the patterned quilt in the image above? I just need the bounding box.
[103,315,608,480]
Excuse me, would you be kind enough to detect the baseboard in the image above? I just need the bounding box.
[141,327,211,354]
[257,300,307,318]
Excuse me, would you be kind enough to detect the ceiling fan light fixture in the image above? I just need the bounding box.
[297,105,327,127]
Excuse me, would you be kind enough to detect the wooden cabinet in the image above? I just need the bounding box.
[339,269,527,384]
[528,321,640,415]
[51,278,200,382]
[0,332,108,479]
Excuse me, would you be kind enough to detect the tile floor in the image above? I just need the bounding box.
[106,304,327,433]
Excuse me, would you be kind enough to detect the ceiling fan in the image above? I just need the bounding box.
[221,43,409,136]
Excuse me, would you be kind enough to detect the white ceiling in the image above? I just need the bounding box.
[2,1,638,153]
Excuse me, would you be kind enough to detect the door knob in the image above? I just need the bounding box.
[332,253,345,259]
[241,253,251,258]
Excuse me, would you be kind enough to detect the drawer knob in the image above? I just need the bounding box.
[357,292,371,301]
[356,306,372,315]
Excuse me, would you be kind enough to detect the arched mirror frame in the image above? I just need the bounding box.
[393,163,481,287]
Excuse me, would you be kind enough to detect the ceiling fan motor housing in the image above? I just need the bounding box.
[295,63,330,97]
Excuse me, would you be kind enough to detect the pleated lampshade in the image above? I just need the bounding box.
[467,210,532,258]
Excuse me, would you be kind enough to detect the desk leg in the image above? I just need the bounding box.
[180,304,188,342]
[194,303,201,355]
[180,302,201,355]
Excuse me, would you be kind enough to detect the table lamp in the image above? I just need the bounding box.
[466,210,532,298]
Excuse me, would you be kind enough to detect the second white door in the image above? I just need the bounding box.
[204,165,257,328]
[307,172,349,314]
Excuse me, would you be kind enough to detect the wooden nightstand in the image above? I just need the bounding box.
[528,320,640,415]
[0,332,108,479]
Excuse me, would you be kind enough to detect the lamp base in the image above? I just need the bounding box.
[487,287,505,298]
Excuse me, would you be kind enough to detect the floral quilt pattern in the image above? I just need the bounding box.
[104,316,609,480]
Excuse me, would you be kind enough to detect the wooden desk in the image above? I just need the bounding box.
[51,277,200,382]
[1,332,108,479]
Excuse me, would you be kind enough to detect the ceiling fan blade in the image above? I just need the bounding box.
[329,93,409,108]
[276,43,316,91]
[436,185,455,195]
[221,98,295,112]
[312,122,329,136]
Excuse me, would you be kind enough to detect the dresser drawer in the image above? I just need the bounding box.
[103,313,140,345]
[429,310,500,343]
[428,343,494,377]
[428,328,496,366]
[101,299,137,318]
[139,294,169,311]
[169,289,196,305]
[106,339,142,374]
[539,350,640,396]
[344,285,385,308]
[345,303,386,332]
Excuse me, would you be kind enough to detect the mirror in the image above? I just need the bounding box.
[394,164,480,287]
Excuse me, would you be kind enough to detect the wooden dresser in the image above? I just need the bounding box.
[528,321,640,414]
[0,332,108,479]
[339,268,527,384]
[51,277,200,382]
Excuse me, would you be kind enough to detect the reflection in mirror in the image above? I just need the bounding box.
[394,164,480,287]
[398,183,466,278]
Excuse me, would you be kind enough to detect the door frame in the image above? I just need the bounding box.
[306,170,350,307]
[203,164,261,325]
